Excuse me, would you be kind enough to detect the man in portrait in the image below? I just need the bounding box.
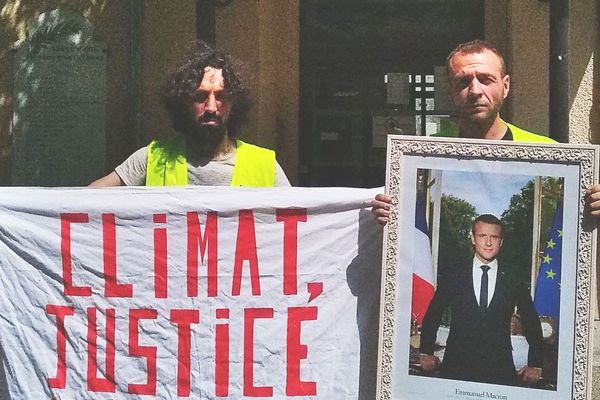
[418,214,544,386]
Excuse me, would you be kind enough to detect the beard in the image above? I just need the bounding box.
[182,113,228,149]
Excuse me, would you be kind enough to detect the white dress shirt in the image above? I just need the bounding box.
[472,257,498,306]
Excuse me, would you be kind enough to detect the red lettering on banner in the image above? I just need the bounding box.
[307,282,323,303]
[215,308,230,397]
[60,213,92,296]
[286,306,318,395]
[46,305,75,389]
[43,304,322,395]
[87,307,116,392]
[232,210,261,296]
[128,309,158,395]
[153,214,168,298]
[103,214,133,297]
[171,309,200,397]
[50,208,325,395]
[187,212,218,297]
[243,308,274,397]
[276,208,307,295]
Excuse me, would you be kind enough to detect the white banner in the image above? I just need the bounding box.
[0,186,382,399]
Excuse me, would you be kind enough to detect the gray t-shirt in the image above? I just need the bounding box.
[115,146,291,187]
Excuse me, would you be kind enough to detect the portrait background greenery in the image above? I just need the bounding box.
[436,177,562,290]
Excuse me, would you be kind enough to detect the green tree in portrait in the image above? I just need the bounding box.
[438,194,477,266]
[500,178,561,287]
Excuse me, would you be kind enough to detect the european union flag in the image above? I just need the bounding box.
[534,201,563,321]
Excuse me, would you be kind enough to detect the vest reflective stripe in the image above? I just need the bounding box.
[145,137,276,187]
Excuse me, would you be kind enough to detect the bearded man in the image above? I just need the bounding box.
[91,41,289,188]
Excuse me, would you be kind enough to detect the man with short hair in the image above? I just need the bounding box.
[90,41,289,188]
[370,40,600,222]
[440,40,554,142]
[419,214,544,386]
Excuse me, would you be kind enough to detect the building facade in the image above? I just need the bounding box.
[1,0,600,391]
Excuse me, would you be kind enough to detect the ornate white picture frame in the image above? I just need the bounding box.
[377,136,598,400]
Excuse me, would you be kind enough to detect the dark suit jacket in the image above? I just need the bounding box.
[420,259,544,385]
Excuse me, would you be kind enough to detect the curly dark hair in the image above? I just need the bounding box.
[160,41,251,137]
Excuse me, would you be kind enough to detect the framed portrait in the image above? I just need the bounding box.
[377,136,599,400]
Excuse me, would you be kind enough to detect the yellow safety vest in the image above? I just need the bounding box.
[434,119,556,143]
[145,137,276,187]
[504,121,556,143]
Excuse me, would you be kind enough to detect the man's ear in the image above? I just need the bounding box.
[502,74,510,99]
[500,237,504,247]
[470,232,476,246]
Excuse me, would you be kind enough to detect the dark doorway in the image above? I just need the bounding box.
[299,0,484,187]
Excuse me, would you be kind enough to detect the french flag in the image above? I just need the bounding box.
[411,191,435,325]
